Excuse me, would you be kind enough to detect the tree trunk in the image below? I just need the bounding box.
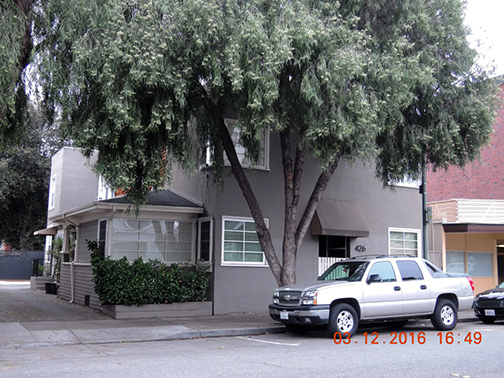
[204,96,344,287]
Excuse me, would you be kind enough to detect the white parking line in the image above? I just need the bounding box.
[236,336,300,346]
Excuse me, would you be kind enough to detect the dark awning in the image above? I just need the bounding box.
[443,223,504,233]
[34,226,58,236]
[311,199,369,238]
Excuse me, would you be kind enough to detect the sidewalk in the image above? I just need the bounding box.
[0,281,479,349]
[0,312,287,349]
[0,311,478,349]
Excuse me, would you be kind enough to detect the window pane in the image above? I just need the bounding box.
[165,251,192,262]
[389,230,419,256]
[244,243,262,252]
[368,262,396,282]
[224,242,243,251]
[446,251,465,274]
[199,219,211,262]
[224,252,244,262]
[390,240,404,248]
[468,252,492,277]
[245,232,259,242]
[224,231,243,241]
[244,253,263,262]
[405,233,417,241]
[223,218,265,264]
[245,222,256,232]
[390,232,403,240]
[225,221,244,231]
[112,241,139,252]
[396,260,424,280]
[405,241,417,249]
[111,218,193,263]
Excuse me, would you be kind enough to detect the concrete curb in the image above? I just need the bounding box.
[0,313,478,349]
[0,324,287,349]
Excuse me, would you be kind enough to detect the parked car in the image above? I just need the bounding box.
[269,255,475,336]
[473,281,504,324]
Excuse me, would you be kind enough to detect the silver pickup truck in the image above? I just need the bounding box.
[269,255,474,336]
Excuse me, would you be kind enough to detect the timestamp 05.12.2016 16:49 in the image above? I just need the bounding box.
[333,331,482,345]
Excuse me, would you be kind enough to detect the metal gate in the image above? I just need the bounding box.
[0,251,45,279]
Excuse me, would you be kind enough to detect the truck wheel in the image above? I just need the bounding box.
[328,303,359,338]
[431,299,457,331]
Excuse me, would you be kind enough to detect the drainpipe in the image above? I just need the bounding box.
[421,159,429,260]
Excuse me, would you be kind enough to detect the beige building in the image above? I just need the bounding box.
[428,199,504,294]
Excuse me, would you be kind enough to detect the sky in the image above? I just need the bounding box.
[464,0,504,76]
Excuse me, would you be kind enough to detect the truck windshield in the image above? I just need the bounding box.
[318,261,369,282]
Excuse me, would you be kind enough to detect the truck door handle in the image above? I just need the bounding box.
[394,286,401,291]
[420,285,427,290]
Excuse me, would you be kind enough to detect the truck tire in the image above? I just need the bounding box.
[328,303,359,338]
[431,299,457,331]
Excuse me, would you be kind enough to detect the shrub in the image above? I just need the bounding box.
[87,240,210,306]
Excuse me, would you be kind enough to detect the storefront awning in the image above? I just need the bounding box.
[311,199,369,238]
[443,223,504,233]
[33,226,58,236]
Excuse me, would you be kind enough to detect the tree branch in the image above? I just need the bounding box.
[295,147,343,249]
[204,97,283,285]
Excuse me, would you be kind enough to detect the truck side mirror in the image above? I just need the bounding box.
[367,274,382,284]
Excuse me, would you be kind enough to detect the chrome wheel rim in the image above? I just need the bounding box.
[336,310,354,333]
[440,305,455,326]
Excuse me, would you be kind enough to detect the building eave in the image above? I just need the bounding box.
[442,223,504,233]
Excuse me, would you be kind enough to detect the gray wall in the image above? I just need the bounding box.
[59,221,100,309]
[186,132,422,314]
[48,147,99,218]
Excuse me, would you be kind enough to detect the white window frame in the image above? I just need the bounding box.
[109,218,197,263]
[96,218,108,258]
[97,175,115,201]
[388,228,421,256]
[221,216,269,267]
[205,119,270,170]
[48,174,57,210]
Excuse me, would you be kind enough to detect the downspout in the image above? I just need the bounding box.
[63,214,78,304]
[421,156,429,260]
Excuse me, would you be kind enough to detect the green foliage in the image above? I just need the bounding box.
[0,0,36,145]
[35,0,498,199]
[87,240,210,305]
[50,237,63,280]
[344,0,500,181]
[0,104,65,250]
[22,0,500,286]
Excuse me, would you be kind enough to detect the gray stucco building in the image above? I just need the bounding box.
[40,137,422,315]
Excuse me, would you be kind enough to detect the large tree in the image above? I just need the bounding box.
[0,0,36,145]
[34,0,498,286]
[0,104,63,250]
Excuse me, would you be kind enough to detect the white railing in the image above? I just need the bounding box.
[318,257,345,276]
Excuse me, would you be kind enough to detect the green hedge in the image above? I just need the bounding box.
[87,240,210,306]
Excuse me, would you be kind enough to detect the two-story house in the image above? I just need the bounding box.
[38,128,422,315]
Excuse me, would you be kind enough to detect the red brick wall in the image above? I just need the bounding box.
[427,84,504,202]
